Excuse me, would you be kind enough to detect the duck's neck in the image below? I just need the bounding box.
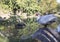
[37,15,41,20]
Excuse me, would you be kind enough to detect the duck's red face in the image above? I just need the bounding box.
[35,14,39,16]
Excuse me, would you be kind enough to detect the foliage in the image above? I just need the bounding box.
[0,37,9,42]
[0,0,57,14]
[0,0,58,42]
[39,0,57,13]
[57,3,60,12]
